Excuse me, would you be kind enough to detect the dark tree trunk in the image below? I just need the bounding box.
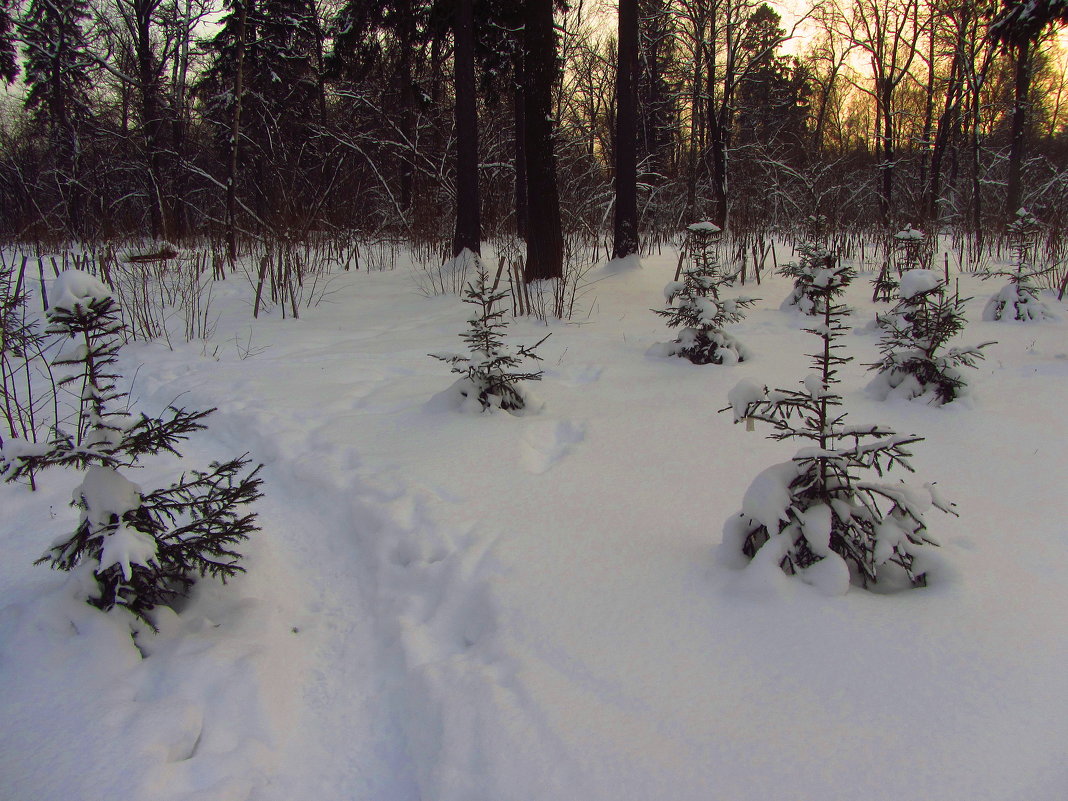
[615,0,636,260]
[879,80,894,224]
[226,0,249,267]
[925,54,962,223]
[452,0,480,257]
[1005,40,1032,215]
[513,55,528,240]
[522,0,562,282]
[134,0,166,240]
[612,0,639,259]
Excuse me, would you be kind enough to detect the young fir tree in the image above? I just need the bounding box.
[873,224,927,302]
[655,223,756,364]
[0,271,262,628]
[982,208,1054,322]
[723,264,953,593]
[780,217,843,315]
[431,262,548,414]
[868,270,993,404]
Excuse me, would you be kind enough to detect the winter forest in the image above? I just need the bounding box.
[3,0,1068,799]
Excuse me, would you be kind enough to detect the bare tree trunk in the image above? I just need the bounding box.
[134,0,166,240]
[513,53,528,240]
[522,0,563,282]
[452,0,480,257]
[226,0,249,269]
[612,0,639,259]
[1005,39,1031,215]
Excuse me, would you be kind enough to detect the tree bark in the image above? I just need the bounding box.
[612,0,639,259]
[452,0,480,257]
[522,0,563,282]
[513,53,528,240]
[226,0,249,268]
[1005,39,1032,215]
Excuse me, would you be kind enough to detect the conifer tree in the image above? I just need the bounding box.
[0,271,262,628]
[868,270,992,404]
[780,217,843,315]
[724,264,952,592]
[20,0,95,236]
[0,0,16,84]
[654,223,755,364]
[873,224,927,302]
[431,261,548,414]
[982,208,1053,321]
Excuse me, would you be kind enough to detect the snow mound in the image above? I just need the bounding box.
[48,269,112,315]
[898,269,940,299]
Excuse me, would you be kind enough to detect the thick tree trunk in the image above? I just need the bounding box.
[1005,40,1032,215]
[226,0,249,268]
[135,0,166,241]
[522,0,563,282]
[513,56,528,240]
[612,0,639,259]
[452,0,480,257]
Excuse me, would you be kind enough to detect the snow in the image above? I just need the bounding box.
[687,221,721,233]
[47,269,112,315]
[898,268,940,299]
[75,466,157,581]
[3,245,1068,800]
[894,225,924,241]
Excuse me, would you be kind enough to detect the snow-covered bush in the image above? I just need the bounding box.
[868,270,993,404]
[654,223,756,364]
[0,270,263,628]
[982,209,1053,322]
[780,219,842,315]
[431,259,548,414]
[723,264,952,593]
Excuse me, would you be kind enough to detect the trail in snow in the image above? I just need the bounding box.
[5,258,1068,800]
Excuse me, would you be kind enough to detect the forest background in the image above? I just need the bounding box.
[0,0,1066,287]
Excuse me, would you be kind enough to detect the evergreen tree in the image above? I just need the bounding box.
[202,0,323,228]
[780,217,843,315]
[873,224,928,303]
[989,0,1068,214]
[654,222,755,364]
[0,0,17,84]
[0,271,263,628]
[20,0,95,236]
[868,270,992,404]
[724,264,952,592]
[982,208,1053,321]
[431,261,548,413]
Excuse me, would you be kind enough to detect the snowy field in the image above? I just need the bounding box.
[3,246,1068,801]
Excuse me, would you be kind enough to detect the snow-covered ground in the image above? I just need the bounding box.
[3,247,1068,800]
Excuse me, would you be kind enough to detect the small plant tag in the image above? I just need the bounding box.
[745,416,755,432]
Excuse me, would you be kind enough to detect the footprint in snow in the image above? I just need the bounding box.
[545,363,603,386]
[520,420,586,474]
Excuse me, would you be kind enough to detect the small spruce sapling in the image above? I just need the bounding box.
[868,270,993,404]
[0,271,263,628]
[780,217,843,315]
[655,223,756,364]
[723,264,954,593]
[431,261,548,413]
[873,224,927,302]
[982,208,1053,322]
